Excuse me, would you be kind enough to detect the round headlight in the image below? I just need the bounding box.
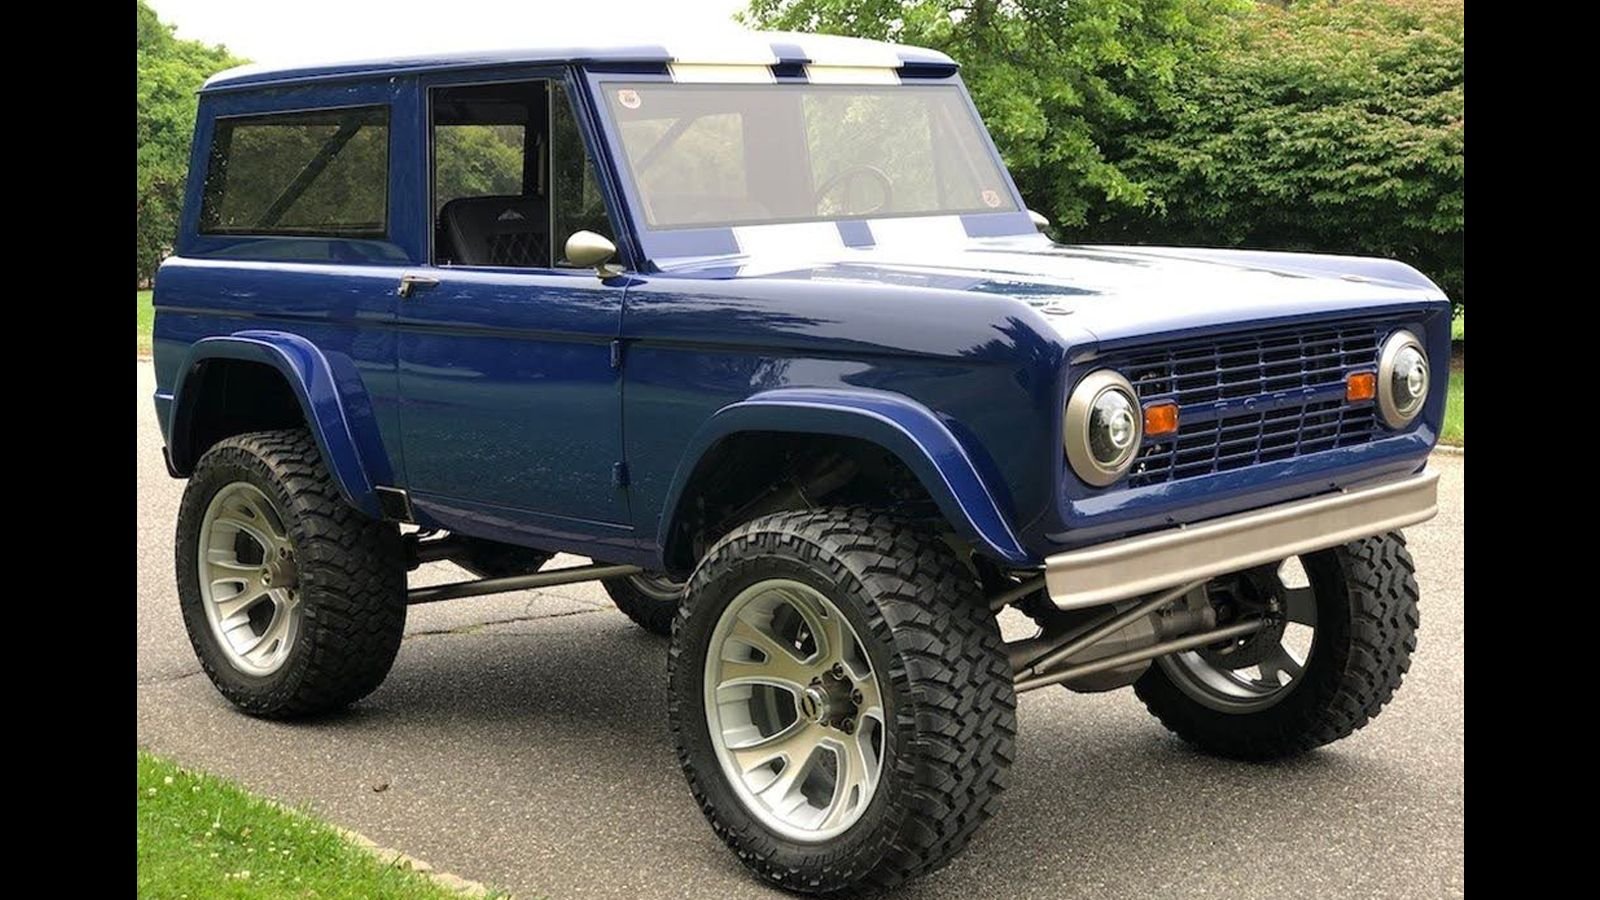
[1377,330,1429,428]
[1066,370,1142,486]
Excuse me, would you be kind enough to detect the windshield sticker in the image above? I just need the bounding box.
[617,89,642,110]
[981,189,1002,208]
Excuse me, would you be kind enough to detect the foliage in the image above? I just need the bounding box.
[136,1,240,286]
[1110,0,1464,307]
[743,0,1463,307]
[137,751,490,899]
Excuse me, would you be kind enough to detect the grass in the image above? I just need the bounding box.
[137,751,494,899]
[138,289,154,356]
[1450,310,1463,341]
[1441,368,1463,446]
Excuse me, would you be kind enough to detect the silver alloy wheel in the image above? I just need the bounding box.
[628,572,685,602]
[1158,559,1318,712]
[196,482,302,676]
[704,579,885,842]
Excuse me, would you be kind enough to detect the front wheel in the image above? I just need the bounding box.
[1134,532,1420,759]
[669,508,1015,894]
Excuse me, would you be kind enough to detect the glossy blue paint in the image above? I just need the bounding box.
[154,38,1452,578]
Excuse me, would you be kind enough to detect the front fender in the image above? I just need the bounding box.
[166,331,386,519]
[659,388,1031,565]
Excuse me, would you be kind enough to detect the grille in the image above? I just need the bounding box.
[1122,321,1385,488]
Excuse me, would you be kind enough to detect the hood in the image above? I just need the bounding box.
[658,234,1447,347]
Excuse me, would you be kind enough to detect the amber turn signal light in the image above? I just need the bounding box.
[1346,371,1377,402]
[1143,402,1179,437]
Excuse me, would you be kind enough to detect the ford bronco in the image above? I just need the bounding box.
[153,31,1445,893]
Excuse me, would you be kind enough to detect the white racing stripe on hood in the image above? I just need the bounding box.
[730,222,849,276]
[864,215,969,247]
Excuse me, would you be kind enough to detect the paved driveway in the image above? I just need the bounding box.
[136,361,1464,899]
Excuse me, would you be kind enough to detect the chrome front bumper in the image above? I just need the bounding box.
[1044,470,1440,609]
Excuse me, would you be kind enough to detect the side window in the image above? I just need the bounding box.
[431,79,610,269]
[551,83,613,264]
[433,123,526,220]
[200,106,389,237]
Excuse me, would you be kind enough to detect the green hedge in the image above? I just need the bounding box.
[1105,0,1464,310]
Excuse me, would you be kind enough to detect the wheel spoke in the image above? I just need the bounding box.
[731,720,824,776]
[205,549,260,578]
[213,579,269,620]
[239,606,291,664]
[720,616,815,690]
[236,492,288,544]
[1258,646,1304,685]
[1282,586,1316,625]
[777,586,837,663]
[819,733,875,831]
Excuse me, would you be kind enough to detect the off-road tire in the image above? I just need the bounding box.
[176,429,407,718]
[602,573,683,636]
[669,507,1016,894]
[1134,532,1419,760]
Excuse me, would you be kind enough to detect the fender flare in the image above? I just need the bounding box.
[166,331,385,519]
[658,388,1031,566]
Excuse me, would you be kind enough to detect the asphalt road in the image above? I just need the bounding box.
[136,361,1464,899]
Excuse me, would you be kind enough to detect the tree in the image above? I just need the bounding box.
[136,1,240,286]
[1115,0,1464,306]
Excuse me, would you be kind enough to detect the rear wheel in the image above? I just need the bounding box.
[669,508,1015,893]
[1134,532,1419,759]
[175,429,407,718]
[602,572,684,636]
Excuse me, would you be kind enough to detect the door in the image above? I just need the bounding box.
[396,73,631,539]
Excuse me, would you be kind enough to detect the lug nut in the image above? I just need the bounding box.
[840,719,855,734]
[831,663,846,679]
[851,690,863,705]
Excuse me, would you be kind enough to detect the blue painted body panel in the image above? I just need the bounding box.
[154,36,1452,577]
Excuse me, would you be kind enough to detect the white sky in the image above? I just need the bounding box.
[146,0,753,65]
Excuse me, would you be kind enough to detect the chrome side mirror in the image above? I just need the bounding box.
[1027,209,1051,231]
[565,230,622,278]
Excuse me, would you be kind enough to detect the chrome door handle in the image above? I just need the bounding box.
[397,273,440,298]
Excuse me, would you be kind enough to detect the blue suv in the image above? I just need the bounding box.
[154,31,1446,892]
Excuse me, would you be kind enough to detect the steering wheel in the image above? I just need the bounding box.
[813,164,894,216]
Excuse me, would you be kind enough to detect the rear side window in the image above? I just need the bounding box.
[200,106,389,237]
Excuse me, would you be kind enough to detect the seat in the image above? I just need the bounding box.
[439,195,549,267]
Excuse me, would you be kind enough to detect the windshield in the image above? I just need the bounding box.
[601,82,1017,230]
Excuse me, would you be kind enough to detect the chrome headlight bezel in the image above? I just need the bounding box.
[1377,329,1429,429]
[1065,369,1142,486]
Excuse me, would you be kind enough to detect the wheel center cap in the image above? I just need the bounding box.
[799,686,830,723]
